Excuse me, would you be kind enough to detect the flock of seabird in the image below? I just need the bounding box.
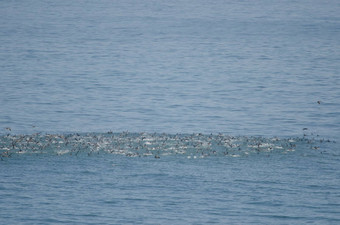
[0,131,328,160]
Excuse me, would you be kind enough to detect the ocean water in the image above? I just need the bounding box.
[1,0,339,224]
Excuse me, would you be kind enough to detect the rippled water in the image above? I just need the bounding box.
[1,0,340,224]
[1,0,339,137]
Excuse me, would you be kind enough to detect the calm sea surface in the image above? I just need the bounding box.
[1,0,339,224]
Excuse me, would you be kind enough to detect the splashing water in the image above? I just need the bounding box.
[0,132,332,159]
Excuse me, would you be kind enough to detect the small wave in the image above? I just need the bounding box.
[0,132,332,159]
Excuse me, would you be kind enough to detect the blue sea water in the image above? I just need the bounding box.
[0,0,340,224]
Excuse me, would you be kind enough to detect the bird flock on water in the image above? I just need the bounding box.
[0,130,330,160]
